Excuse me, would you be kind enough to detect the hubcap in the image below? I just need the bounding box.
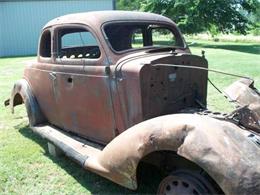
[157,172,210,195]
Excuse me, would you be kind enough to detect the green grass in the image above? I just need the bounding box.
[0,40,259,194]
[188,40,260,112]
[185,33,260,43]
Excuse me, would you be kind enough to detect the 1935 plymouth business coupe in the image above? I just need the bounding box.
[5,11,260,194]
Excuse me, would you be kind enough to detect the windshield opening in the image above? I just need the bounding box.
[103,22,185,52]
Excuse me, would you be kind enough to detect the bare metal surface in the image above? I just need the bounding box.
[156,63,252,80]
[82,114,260,194]
[31,125,101,165]
[43,11,173,30]
[225,79,260,133]
[8,79,46,126]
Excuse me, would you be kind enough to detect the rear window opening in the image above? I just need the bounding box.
[104,23,185,52]
[57,27,101,59]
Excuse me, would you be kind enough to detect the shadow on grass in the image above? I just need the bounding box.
[18,125,161,194]
[188,42,260,55]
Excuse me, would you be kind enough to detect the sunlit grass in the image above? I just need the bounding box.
[186,33,260,43]
[188,40,260,112]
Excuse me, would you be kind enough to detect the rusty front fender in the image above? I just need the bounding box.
[84,114,260,194]
[7,79,45,126]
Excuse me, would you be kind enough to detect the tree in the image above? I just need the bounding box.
[249,2,260,35]
[248,2,260,25]
[116,0,260,35]
[116,0,142,11]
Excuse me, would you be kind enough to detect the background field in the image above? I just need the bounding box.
[0,40,259,194]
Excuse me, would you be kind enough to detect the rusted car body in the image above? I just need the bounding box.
[5,11,260,194]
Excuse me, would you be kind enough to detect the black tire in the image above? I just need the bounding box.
[157,169,222,195]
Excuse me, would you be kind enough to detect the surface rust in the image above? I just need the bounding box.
[84,114,260,194]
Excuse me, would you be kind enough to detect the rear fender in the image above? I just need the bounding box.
[85,114,260,194]
[8,79,45,126]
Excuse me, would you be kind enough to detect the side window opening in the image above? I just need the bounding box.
[39,30,51,58]
[58,28,101,59]
[151,28,176,46]
[131,29,144,49]
[104,23,185,52]
[105,24,145,51]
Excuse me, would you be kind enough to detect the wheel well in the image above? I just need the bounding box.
[13,93,24,107]
[137,150,224,193]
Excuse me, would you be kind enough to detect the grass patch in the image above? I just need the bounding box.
[187,40,260,112]
[0,40,259,194]
[185,33,260,43]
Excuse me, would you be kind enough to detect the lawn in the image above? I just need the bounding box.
[0,40,259,194]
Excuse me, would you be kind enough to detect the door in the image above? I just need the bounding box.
[53,25,115,144]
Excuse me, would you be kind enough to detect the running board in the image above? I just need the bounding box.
[31,125,103,166]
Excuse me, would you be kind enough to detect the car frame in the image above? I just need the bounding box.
[5,11,260,194]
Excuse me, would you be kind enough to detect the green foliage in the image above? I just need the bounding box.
[252,27,260,35]
[116,0,142,10]
[117,0,260,35]
[256,3,260,23]
[209,24,219,38]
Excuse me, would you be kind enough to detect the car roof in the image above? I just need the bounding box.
[43,10,174,30]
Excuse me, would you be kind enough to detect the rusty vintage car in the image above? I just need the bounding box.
[5,11,260,194]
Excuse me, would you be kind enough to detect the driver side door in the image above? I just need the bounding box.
[52,24,116,144]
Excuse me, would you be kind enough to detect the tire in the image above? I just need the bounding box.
[157,169,222,195]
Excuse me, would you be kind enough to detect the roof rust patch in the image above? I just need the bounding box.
[43,10,174,29]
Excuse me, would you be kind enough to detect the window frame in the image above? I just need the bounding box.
[130,28,145,49]
[150,26,178,47]
[101,20,187,55]
[53,24,104,66]
[38,28,53,63]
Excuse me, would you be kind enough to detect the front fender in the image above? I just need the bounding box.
[8,79,45,126]
[85,114,260,194]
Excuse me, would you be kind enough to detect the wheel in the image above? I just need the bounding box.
[157,170,220,195]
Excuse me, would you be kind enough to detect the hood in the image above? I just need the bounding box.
[112,51,208,131]
[225,78,260,133]
[115,48,190,66]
